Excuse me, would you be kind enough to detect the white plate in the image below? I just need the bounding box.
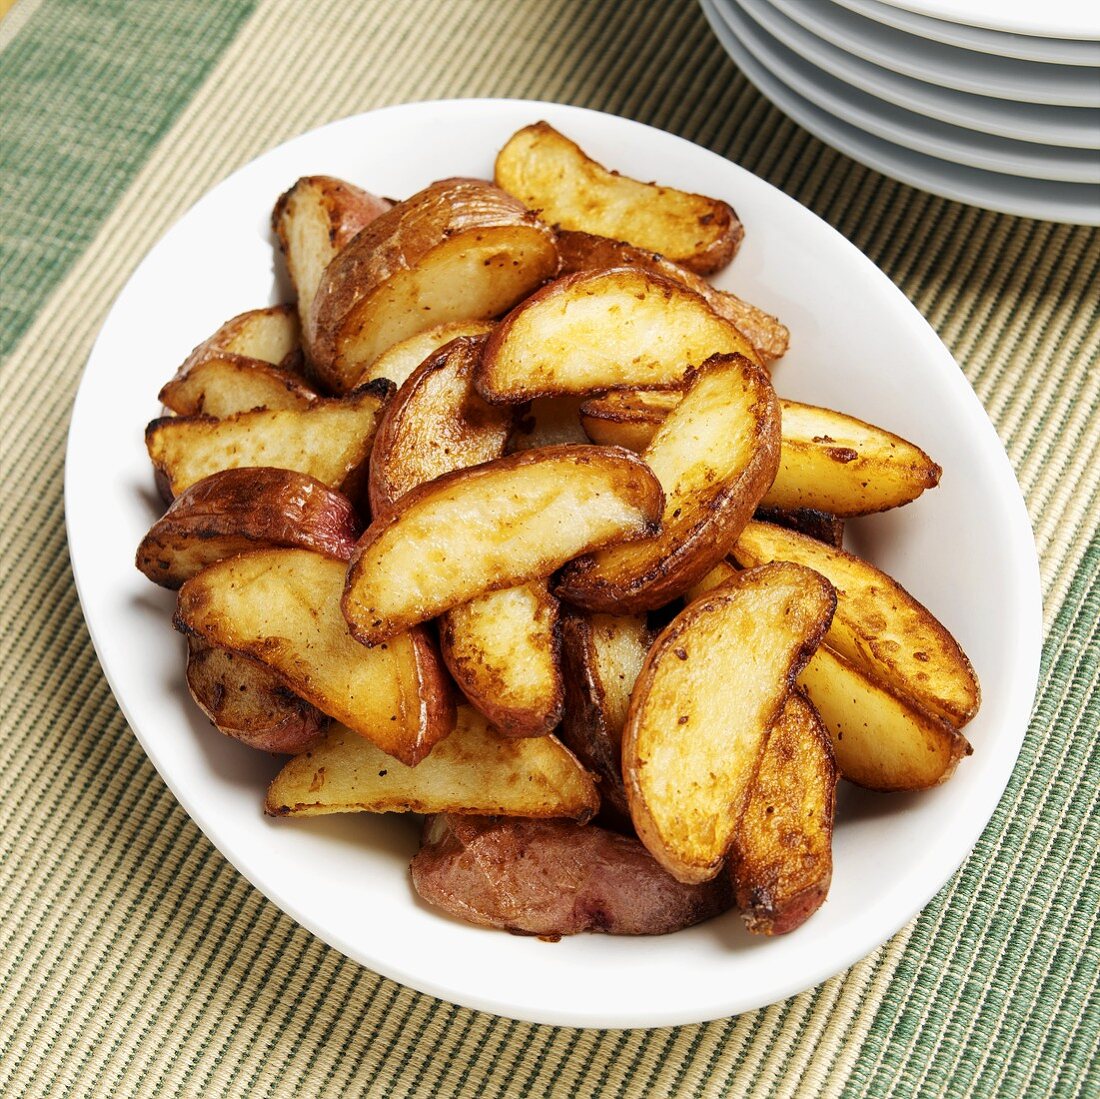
[706,0,1100,222]
[66,98,1042,1028]
[769,0,1100,105]
[729,0,1100,181]
[871,0,1100,40]
[835,0,1100,65]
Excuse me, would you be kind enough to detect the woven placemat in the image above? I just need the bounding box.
[2,0,1097,1095]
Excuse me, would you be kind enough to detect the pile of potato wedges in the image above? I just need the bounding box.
[136,122,980,940]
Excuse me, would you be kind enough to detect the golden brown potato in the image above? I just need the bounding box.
[755,506,845,548]
[728,692,837,936]
[135,467,360,589]
[623,562,836,884]
[308,178,558,392]
[558,354,780,612]
[477,267,757,403]
[411,814,734,936]
[272,175,392,340]
[175,549,454,766]
[367,335,511,515]
[495,123,743,275]
[342,445,664,644]
[683,558,739,603]
[507,397,589,452]
[440,581,563,739]
[358,320,495,389]
[145,378,391,501]
[556,230,788,362]
[732,520,980,727]
[185,638,327,754]
[798,646,971,791]
[265,706,597,821]
[578,388,680,452]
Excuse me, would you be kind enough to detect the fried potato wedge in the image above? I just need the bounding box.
[556,230,788,362]
[733,520,980,727]
[729,692,837,935]
[684,558,738,603]
[558,609,650,829]
[368,335,511,515]
[798,646,971,791]
[507,396,589,452]
[478,267,757,403]
[136,467,360,588]
[308,178,558,392]
[579,388,679,451]
[272,175,392,338]
[755,506,845,548]
[185,638,327,754]
[265,707,597,820]
[175,549,453,765]
[495,123,743,275]
[359,320,495,389]
[558,354,780,612]
[411,814,733,937]
[343,445,664,644]
[624,562,836,883]
[145,378,391,500]
[440,581,563,739]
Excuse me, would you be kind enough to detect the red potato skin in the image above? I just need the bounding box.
[410,815,734,937]
[271,176,393,254]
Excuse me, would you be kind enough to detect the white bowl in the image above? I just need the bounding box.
[66,99,1041,1027]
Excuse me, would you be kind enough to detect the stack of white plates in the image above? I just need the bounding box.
[699,0,1100,222]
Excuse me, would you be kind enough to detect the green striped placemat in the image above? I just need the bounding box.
[1,0,1096,1095]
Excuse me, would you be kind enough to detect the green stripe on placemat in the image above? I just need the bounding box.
[1,0,1098,1095]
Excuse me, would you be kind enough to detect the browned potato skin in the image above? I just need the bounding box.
[495,123,742,276]
[410,815,734,937]
[308,178,559,392]
[755,506,845,548]
[136,467,361,588]
[556,230,789,363]
[729,692,837,936]
[185,638,327,754]
[368,335,511,515]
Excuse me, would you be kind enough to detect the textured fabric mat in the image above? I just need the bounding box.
[1,0,1097,1095]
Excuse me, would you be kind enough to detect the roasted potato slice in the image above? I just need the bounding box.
[729,692,837,935]
[495,123,743,275]
[732,520,980,727]
[624,562,836,883]
[272,175,392,339]
[558,354,780,612]
[478,268,757,403]
[308,178,558,392]
[798,646,971,791]
[175,549,454,765]
[342,445,664,644]
[440,581,563,738]
[411,814,733,937]
[579,388,679,452]
[558,609,651,829]
[185,638,327,754]
[265,706,597,821]
[755,506,844,547]
[368,335,511,515]
[507,396,589,452]
[145,378,391,500]
[556,230,788,363]
[136,467,360,588]
[359,320,495,389]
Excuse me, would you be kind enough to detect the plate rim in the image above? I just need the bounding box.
[866,0,1100,40]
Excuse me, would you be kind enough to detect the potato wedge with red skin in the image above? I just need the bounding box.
[368,335,511,515]
[359,320,494,389]
[343,445,664,644]
[145,378,392,501]
[558,354,780,613]
[732,520,980,727]
[495,123,743,276]
[624,562,836,883]
[729,692,837,935]
[185,638,327,754]
[411,814,733,937]
[477,267,758,404]
[136,467,360,588]
[755,506,844,548]
[265,707,597,821]
[556,230,788,362]
[175,549,454,766]
[308,178,558,392]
